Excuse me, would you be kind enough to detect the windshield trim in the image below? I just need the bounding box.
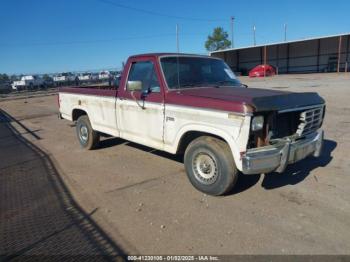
[158,55,239,92]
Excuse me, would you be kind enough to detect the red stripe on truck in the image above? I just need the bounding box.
[59,87,117,97]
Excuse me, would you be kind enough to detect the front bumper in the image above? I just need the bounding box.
[242,130,324,175]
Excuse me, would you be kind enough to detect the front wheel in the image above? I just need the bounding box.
[184,136,238,196]
[76,115,100,150]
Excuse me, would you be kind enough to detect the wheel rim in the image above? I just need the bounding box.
[192,152,218,185]
[79,125,88,143]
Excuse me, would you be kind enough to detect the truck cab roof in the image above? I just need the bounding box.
[128,53,216,59]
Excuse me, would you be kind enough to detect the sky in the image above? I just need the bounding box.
[1,0,350,75]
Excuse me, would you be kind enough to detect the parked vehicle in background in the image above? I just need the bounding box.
[77,73,92,82]
[98,71,111,80]
[249,64,276,77]
[42,75,55,88]
[11,75,45,90]
[0,81,12,94]
[90,73,99,82]
[0,74,11,93]
[53,72,76,86]
[107,70,121,78]
[53,73,67,83]
[58,53,325,196]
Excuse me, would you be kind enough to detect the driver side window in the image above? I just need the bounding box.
[127,61,161,93]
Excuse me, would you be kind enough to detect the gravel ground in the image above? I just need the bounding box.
[0,73,349,255]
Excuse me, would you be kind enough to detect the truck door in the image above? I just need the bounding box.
[117,57,165,150]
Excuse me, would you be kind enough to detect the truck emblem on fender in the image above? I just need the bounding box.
[166,116,175,122]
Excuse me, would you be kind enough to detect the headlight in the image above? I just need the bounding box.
[251,116,264,131]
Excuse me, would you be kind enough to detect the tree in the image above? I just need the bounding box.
[205,27,231,52]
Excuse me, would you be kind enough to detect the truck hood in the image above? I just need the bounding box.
[175,86,325,112]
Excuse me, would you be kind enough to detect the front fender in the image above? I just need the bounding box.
[171,124,244,171]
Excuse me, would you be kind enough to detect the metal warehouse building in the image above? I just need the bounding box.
[210,33,350,75]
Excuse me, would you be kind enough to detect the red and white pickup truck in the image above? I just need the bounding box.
[58,53,325,196]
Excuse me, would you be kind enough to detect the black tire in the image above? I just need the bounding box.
[76,115,100,150]
[184,136,238,196]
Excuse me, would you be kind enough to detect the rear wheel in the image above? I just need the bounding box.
[76,115,100,150]
[184,136,238,196]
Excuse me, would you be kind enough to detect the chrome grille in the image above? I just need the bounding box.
[296,106,324,136]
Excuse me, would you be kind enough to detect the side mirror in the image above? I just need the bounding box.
[127,81,142,92]
[141,88,151,99]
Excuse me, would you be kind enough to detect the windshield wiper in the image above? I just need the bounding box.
[216,80,237,86]
[178,82,236,89]
[179,83,196,88]
[179,83,214,89]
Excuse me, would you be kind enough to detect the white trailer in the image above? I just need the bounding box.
[11,75,44,90]
[77,73,92,82]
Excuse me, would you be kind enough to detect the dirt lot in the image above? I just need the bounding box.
[1,73,350,255]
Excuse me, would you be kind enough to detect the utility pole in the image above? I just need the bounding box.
[253,25,256,46]
[337,35,342,73]
[176,24,179,53]
[284,23,287,42]
[230,16,235,48]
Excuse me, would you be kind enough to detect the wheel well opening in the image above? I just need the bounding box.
[72,109,87,121]
[176,131,226,154]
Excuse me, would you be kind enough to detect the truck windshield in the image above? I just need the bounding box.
[160,56,241,89]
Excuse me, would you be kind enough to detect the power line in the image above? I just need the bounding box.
[0,34,175,47]
[0,32,207,47]
[95,0,226,22]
